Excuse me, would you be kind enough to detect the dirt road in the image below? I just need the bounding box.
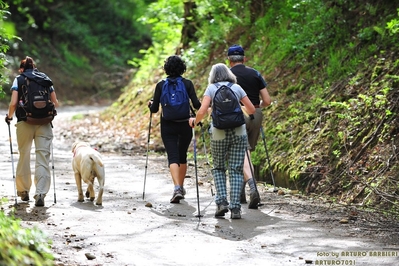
[1,106,398,266]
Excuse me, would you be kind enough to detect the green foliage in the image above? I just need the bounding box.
[3,0,154,104]
[0,200,54,266]
[387,9,399,35]
[0,1,13,97]
[129,0,184,84]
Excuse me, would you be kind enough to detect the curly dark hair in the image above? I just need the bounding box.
[163,55,186,76]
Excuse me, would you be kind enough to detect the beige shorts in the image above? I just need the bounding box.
[245,108,263,151]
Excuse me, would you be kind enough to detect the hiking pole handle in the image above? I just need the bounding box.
[5,114,13,125]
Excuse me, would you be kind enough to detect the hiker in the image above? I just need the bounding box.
[148,55,201,203]
[227,44,272,209]
[5,56,59,207]
[189,63,255,219]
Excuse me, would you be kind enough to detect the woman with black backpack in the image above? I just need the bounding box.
[5,56,59,207]
[189,63,255,219]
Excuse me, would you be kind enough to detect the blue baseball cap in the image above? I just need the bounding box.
[227,45,245,56]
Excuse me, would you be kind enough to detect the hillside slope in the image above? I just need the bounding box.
[99,1,399,216]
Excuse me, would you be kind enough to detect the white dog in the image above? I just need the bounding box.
[72,141,105,205]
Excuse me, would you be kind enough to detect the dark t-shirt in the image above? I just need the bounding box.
[230,64,267,106]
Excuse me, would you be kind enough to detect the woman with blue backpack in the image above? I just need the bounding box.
[148,55,201,203]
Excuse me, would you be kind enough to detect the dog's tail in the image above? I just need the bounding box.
[90,153,104,168]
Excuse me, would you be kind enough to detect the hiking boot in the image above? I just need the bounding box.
[17,191,29,201]
[215,201,229,217]
[248,190,260,209]
[240,185,247,204]
[170,189,183,203]
[230,208,241,219]
[34,194,45,207]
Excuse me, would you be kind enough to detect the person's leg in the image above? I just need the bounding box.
[227,133,246,211]
[211,137,229,217]
[161,120,180,185]
[161,120,186,203]
[179,163,187,196]
[177,122,193,195]
[33,124,53,206]
[169,163,180,186]
[243,109,263,207]
[16,122,34,200]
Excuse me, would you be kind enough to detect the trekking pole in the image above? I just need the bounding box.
[245,149,262,207]
[7,121,18,206]
[199,124,214,196]
[192,127,202,219]
[143,112,152,200]
[50,122,56,203]
[260,126,278,192]
[51,143,56,203]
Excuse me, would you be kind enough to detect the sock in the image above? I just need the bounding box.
[247,178,256,192]
[174,185,181,191]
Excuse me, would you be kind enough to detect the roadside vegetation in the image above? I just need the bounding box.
[0,200,54,265]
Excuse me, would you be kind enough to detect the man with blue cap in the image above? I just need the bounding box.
[227,44,272,209]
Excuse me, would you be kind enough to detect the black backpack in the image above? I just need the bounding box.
[16,72,56,125]
[211,82,245,129]
[160,77,190,121]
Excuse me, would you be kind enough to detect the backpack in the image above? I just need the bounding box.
[16,72,56,125]
[211,82,245,129]
[160,77,190,121]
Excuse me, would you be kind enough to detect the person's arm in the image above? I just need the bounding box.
[149,83,162,113]
[189,95,211,127]
[259,87,271,108]
[7,90,18,119]
[186,80,201,110]
[241,95,255,115]
[50,90,59,108]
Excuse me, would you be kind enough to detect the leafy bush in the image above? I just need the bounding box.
[0,200,54,266]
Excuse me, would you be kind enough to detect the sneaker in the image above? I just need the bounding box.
[215,201,229,217]
[230,208,241,219]
[34,194,45,207]
[170,189,183,203]
[17,191,29,201]
[248,190,260,209]
[240,185,247,204]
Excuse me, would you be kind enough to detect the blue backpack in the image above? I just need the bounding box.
[211,82,245,129]
[160,77,190,121]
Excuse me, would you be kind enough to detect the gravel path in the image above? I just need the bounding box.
[1,106,398,266]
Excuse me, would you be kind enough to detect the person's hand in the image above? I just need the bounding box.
[189,117,196,128]
[5,114,12,125]
[147,100,153,109]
